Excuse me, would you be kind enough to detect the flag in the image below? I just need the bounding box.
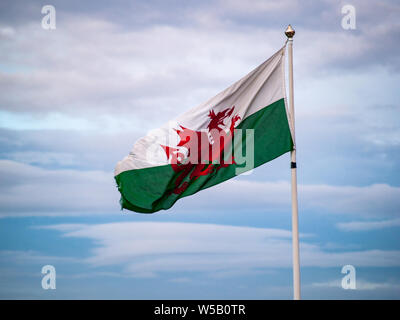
[115,46,293,213]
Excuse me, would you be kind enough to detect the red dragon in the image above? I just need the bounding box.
[161,106,241,194]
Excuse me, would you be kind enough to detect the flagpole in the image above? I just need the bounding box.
[285,24,301,300]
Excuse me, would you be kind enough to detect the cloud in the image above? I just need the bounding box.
[1,1,398,192]
[0,0,399,120]
[1,1,399,197]
[0,160,120,216]
[37,222,400,278]
[0,0,399,300]
[0,26,15,38]
[214,0,301,16]
[312,279,400,291]
[0,128,139,171]
[0,18,282,116]
[337,218,400,231]
[1,159,400,217]
[180,179,400,218]
[0,250,78,265]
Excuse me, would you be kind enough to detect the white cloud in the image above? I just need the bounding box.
[180,179,400,218]
[38,222,400,278]
[0,3,398,220]
[0,160,120,216]
[0,26,15,38]
[216,0,299,14]
[0,128,141,171]
[5,151,79,167]
[1,0,398,121]
[312,279,400,291]
[337,218,400,231]
[0,18,282,117]
[1,159,399,217]
[0,250,78,265]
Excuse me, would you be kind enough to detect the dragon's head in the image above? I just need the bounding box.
[207,106,234,131]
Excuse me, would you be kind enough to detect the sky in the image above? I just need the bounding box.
[0,0,399,299]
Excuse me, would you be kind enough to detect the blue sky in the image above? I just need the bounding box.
[0,0,400,299]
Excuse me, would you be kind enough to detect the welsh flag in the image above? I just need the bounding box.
[115,46,293,213]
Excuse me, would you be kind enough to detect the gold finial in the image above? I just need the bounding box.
[285,24,295,38]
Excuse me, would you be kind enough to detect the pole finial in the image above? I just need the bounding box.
[285,24,295,38]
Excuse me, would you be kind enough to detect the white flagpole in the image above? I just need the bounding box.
[285,24,301,300]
